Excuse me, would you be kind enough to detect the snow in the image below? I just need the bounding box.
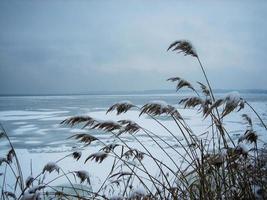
[21,191,40,200]
[25,175,34,187]
[0,110,69,121]
[149,100,169,107]
[43,162,60,174]
[237,142,249,153]
[28,184,45,193]
[129,187,147,198]
[0,96,266,197]
[117,100,133,105]
[225,91,241,103]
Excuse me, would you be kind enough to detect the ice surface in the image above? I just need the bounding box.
[0,110,69,121]
[0,93,266,193]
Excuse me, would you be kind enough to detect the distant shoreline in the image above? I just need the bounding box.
[1,89,267,97]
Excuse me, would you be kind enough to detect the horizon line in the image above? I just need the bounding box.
[1,88,267,97]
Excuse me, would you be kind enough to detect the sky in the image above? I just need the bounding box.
[0,0,267,95]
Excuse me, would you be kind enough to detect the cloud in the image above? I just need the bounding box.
[0,0,267,94]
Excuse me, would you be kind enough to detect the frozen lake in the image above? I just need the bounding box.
[0,92,267,151]
[0,91,267,194]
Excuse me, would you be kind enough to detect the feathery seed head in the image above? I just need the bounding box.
[179,97,203,109]
[118,120,141,135]
[242,114,252,128]
[85,151,108,163]
[42,162,59,174]
[123,149,144,161]
[72,151,82,161]
[197,81,210,96]
[107,101,135,115]
[167,77,195,92]
[101,143,119,153]
[167,40,198,57]
[92,120,122,132]
[4,192,16,199]
[61,116,95,128]
[69,133,98,145]
[0,157,7,166]
[7,149,15,163]
[140,100,182,120]
[25,176,34,188]
[221,92,244,117]
[239,130,258,144]
[75,170,90,184]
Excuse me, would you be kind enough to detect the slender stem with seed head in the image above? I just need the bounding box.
[245,101,267,130]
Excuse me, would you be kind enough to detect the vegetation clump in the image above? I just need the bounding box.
[0,40,267,199]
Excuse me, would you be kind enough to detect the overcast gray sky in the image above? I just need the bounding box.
[0,0,267,94]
